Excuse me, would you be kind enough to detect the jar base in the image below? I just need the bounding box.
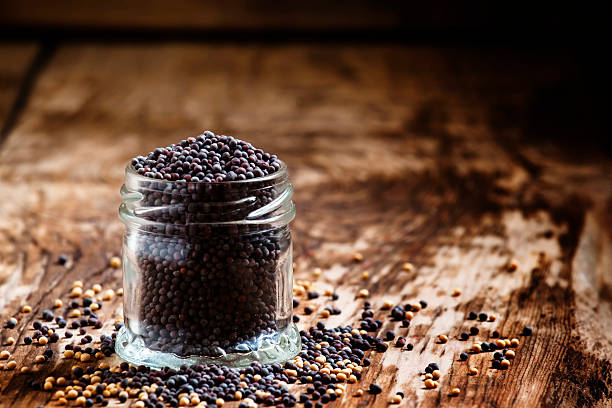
[115,323,302,369]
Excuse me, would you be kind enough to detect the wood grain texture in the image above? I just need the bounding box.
[0,44,38,135]
[0,44,610,407]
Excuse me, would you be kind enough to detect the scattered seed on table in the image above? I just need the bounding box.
[450,388,461,397]
[70,287,83,297]
[500,359,511,369]
[505,350,516,359]
[34,355,46,363]
[438,334,448,343]
[488,314,497,322]
[460,332,470,341]
[472,343,482,353]
[109,256,121,268]
[511,338,520,347]
[470,327,479,335]
[358,289,369,298]
[391,394,402,404]
[6,337,15,345]
[72,280,83,288]
[5,317,17,329]
[361,271,369,280]
[432,370,441,380]
[5,361,17,370]
[381,300,393,310]
[424,379,436,389]
[522,326,533,336]
[468,367,479,375]
[460,352,468,361]
[355,389,364,397]
[21,305,32,313]
[38,336,48,345]
[508,260,518,272]
[0,350,10,360]
[478,313,488,321]
[368,383,382,395]
[402,262,414,272]
[468,311,477,320]
[452,288,462,297]
[53,299,63,308]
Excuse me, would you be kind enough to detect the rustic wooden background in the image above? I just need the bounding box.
[0,16,610,408]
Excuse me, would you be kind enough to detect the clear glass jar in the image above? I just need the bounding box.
[115,162,300,369]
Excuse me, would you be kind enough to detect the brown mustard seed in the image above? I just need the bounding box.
[450,388,461,397]
[109,256,121,268]
[468,367,479,375]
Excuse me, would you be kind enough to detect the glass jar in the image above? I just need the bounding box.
[115,162,300,369]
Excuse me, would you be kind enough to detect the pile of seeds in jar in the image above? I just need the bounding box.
[0,253,536,407]
[128,131,290,356]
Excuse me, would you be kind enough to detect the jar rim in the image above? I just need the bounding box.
[125,160,289,185]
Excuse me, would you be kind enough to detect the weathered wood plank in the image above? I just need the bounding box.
[0,44,38,136]
[0,44,610,407]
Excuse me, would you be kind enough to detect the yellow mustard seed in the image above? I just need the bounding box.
[83,289,95,298]
[424,373,433,380]
[438,334,449,343]
[432,370,441,380]
[6,337,15,345]
[508,260,518,272]
[402,262,414,272]
[488,314,497,322]
[71,287,83,297]
[361,271,369,280]
[63,350,74,359]
[405,311,414,320]
[53,390,65,399]
[216,398,225,406]
[69,309,81,318]
[109,256,121,268]
[0,350,10,360]
[452,288,462,297]
[391,395,402,404]
[321,310,331,318]
[450,388,461,397]
[358,289,369,298]
[468,367,479,376]
[76,396,87,406]
[44,381,54,391]
[117,287,124,296]
[355,389,364,397]
[92,284,102,293]
[511,338,520,347]
[353,252,363,262]
[505,350,516,359]
[58,397,68,405]
[80,353,91,362]
[73,280,83,288]
[500,359,511,369]
[424,379,436,389]
[313,268,322,277]
[22,305,32,313]
[472,343,482,353]
[5,360,17,370]
[102,289,115,301]
[135,401,145,408]
[20,366,30,374]
[381,300,394,310]
[34,355,46,363]
[53,299,63,308]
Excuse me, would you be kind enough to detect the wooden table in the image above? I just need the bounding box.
[0,42,610,407]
